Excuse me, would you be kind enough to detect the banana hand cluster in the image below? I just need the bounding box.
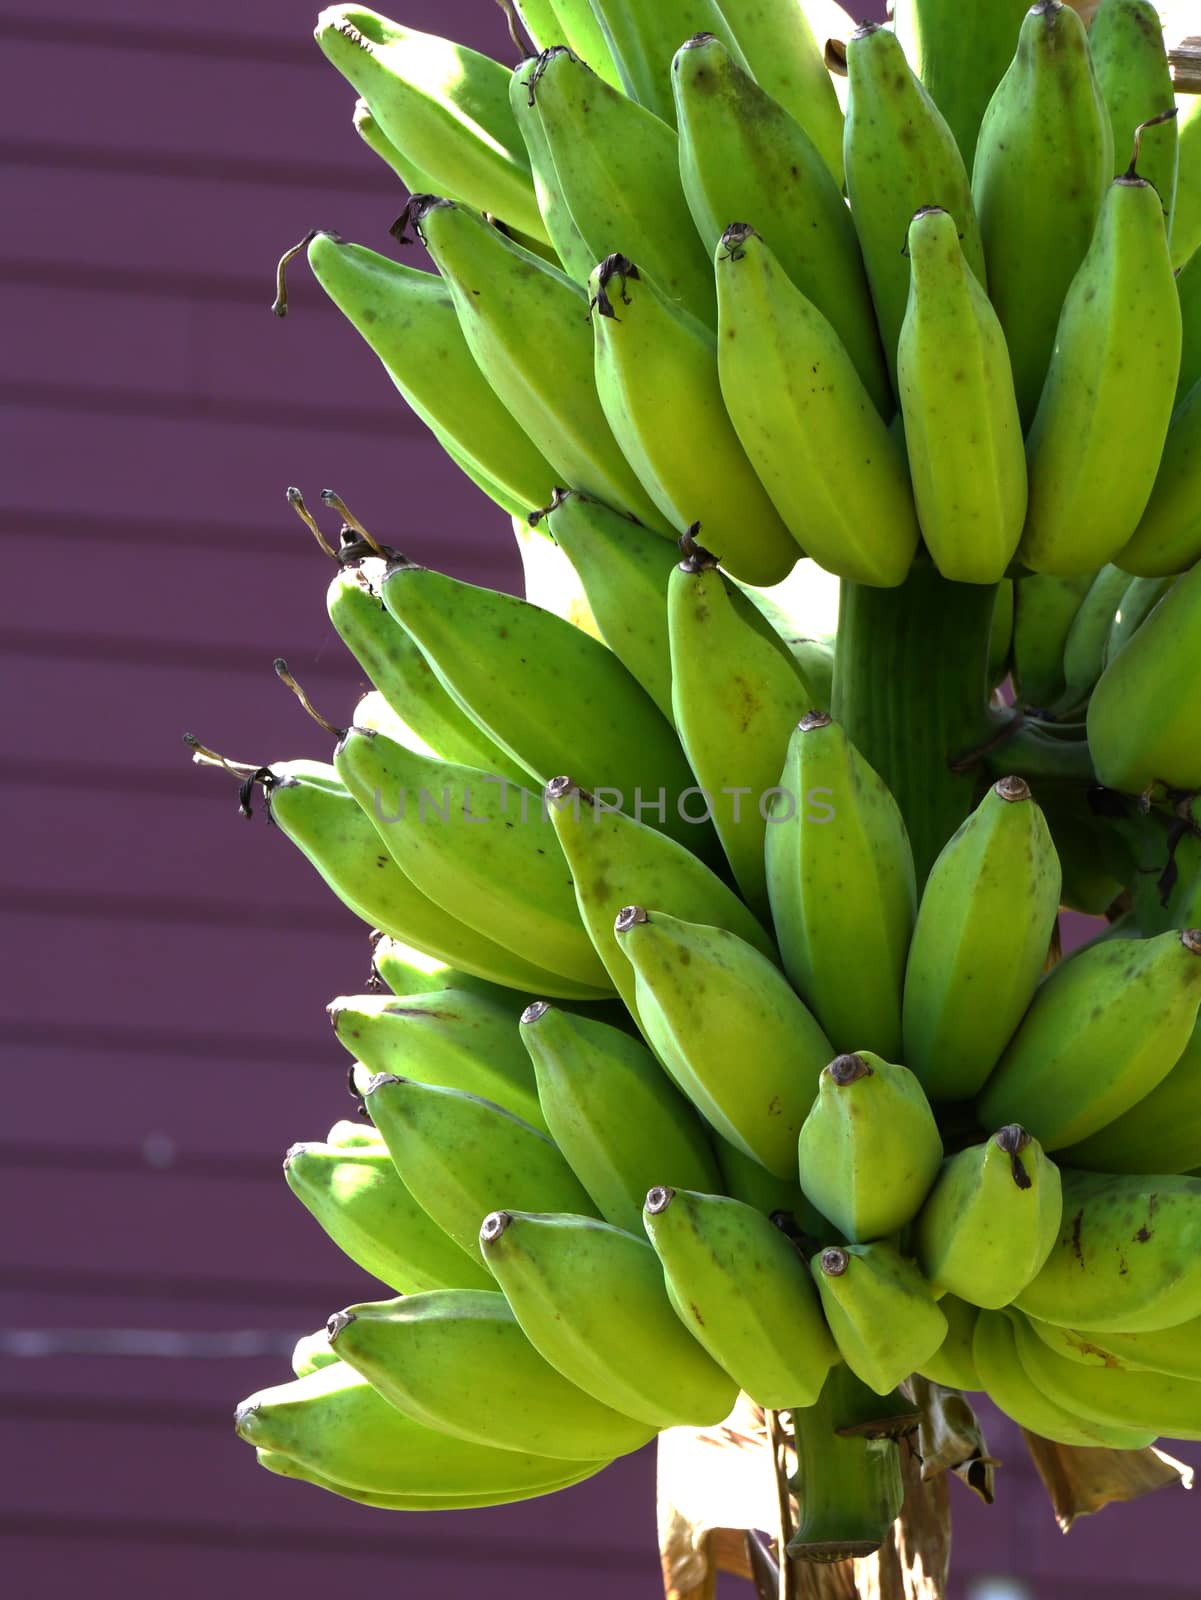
[194,0,1201,1552]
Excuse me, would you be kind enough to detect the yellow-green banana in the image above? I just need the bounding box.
[326,990,547,1130]
[1019,149,1182,575]
[508,57,595,283]
[363,1073,597,1263]
[511,513,600,632]
[643,1186,838,1408]
[590,258,798,586]
[977,928,1201,1148]
[519,1001,721,1233]
[1060,1016,1201,1174]
[333,726,611,991]
[1113,377,1201,577]
[545,775,776,1029]
[255,1443,604,1509]
[585,0,745,127]
[614,906,832,1176]
[896,205,1027,584]
[715,224,920,586]
[291,1330,339,1377]
[284,1139,491,1292]
[668,546,814,918]
[1088,0,1178,231]
[797,1052,943,1244]
[1010,572,1094,709]
[535,0,622,86]
[410,198,672,531]
[528,48,715,325]
[671,34,887,412]
[478,1208,739,1426]
[1014,1169,1201,1332]
[325,1118,387,1151]
[380,562,698,846]
[235,1361,603,1496]
[843,21,984,398]
[915,1294,981,1390]
[314,8,546,241]
[1056,564,1138,714]
[328,1290,656,1458]
[766,713,916,1060]
[1087,553,1201,788]
[913,1127,1062,1308]
[970,0,1113,427]
[1174,91,1201,269]
[1025,1304,1201,1384]
[712,1139,828,1238]
[891,0,1029,169]
[306,232,558,514]
[534,490,675,723]
[370,932,523,1004]
[811,1240,948,1396]
[901,776,1061,1102]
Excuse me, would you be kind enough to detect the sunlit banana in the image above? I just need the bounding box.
[479,1208,739,1426]
[370,932,523,1004]
[797,1053,943,1244]
[643,1186,838,1408]
[363,1073,597,1263]
[585,0,745,126]
[291,1329,339,1377]
[901,776,1061,1102]
[328,1290,656,1458]
[590,257,799,586]
[534,0,622,86]
[1174,90,1201,269]
[255,1444,603,1509]
[1022,1307,1201,1384]
[715,224,920,586]
[615,906,832,1176]
[508,59,595,282]
[519,1001,720,1233]
[766,713,916,1060]
[896,205,1026,584]
[811,1240,948,1396]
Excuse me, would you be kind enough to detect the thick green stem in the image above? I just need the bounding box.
[786,1368,905,1564]
[832,560,999,883]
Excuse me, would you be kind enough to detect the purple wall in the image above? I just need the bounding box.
[3,0,1196,1593]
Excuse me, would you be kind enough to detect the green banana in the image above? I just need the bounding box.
[409,197,672,532]
[528,48,716,326]
[535,1,622,86]
[519,1001,721,1233]
[511,513,601,634]
[1060,1016,1201,1174]
[668,546,814,918]
[891,0,1028,169]
[363,1073,598,1263]
[327,561,527,786]
[988,578,1014,689]
[811,1240,948,1396]
[615,906,832,1177]
[977,928,1201,1148]
[283,1139,492,1292]
[479,1208,739,1426]
[306,232,558,514]
[970,0,1113,427]
[585,0,745,126]
[1014,1169,1201,1332]
[291,1329,339,1377]
[712,1139,827,1237]
[351,95,439,192]
[915,1294,981,1390]
[766,713,917,1060]
[1114,377,1201,577]
[326,990,547,1130]
[843,21,984,398]
[235,1360,604,1496]
[1088,0,1178,229]
[715,2,845,185]
[333,726,612,991]
[534,490,675,723]
[913,1127,1062,1308]
[895,205,1027,584]
[1176,246,1201,408]
[508,57,595,283]
[314,8,546,241]
[643,1186,838,1408]
[256,1444,604,1509]
[901,776,1062,1102]
[1173,91,1201,269]
[380,562,698,847]
[715,224,920,587]
[544,775,777,1030]
[797,1052,944,1244]
[370,932,523,1004]
[671,34,888,413]
[1105,575,1176,665]
[971,1309,1156,1447]
[589,257,799,586]
[1023,1305,1201,1383]
[1010,572,1094,708]
[1019,146,1182,576]
[1056,564,1138,713]
[328,1290,656,1458]
[1087,551,1201,789]
[1011,1311,1201,1441]
[325,1118,386,1150]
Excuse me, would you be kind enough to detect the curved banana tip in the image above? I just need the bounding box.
[233,1400,260,1438]
[614,905,648,935]
[520,1000,552,1025]
[326,1310,356,1341]
[644,1186,676,1216]
[480,1210,513,1247]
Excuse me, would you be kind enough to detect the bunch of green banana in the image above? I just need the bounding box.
[194,0,1201,1545]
